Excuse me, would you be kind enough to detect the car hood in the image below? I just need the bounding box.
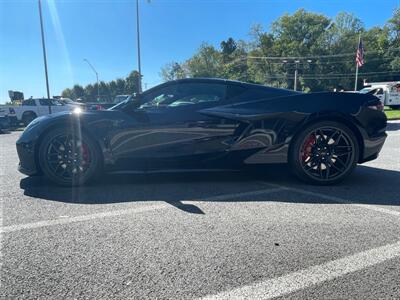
[24,109,128,135]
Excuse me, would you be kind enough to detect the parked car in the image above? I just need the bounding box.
[0,115,11,133]
[359,81,400,109]
[1,98,80,126]
[58,98,86,109]
[16,78,387,186]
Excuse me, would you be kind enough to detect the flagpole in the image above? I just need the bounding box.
[354,33,361,91]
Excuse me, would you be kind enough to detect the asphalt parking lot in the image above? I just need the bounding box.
[1,121,400,299]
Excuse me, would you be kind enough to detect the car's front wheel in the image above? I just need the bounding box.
[38,127,102,186]
[289,121,359,185]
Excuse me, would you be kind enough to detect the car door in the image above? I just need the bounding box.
[37,99,50,116]
[21,99,39,117]
[38,99,68,115]
[109,81,240,170]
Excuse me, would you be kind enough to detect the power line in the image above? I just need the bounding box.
[245,47,400,60]
[304,70,400,77]
[225,52,397,68]
[264,72,400,80]
[248,56,393,66]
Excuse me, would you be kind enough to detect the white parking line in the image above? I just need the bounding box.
[1,187,285,233]
[1,204,169,233]
[201,240,400,300]
[260,182,400,218]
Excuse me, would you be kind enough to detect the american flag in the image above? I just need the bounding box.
[356,38,364,67]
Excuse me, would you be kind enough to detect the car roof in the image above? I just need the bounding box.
[148,78,299,94]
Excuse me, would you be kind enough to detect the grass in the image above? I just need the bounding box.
[384,107,400,120]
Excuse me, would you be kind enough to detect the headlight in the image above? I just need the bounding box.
[73,107,83,114]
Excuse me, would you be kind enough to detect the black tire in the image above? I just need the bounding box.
[22,112,37,127]
[389,105,400,110]
[38,127,102,186]
[289,121,359,185]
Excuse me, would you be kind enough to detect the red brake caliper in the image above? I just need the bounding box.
[302,134,316,161]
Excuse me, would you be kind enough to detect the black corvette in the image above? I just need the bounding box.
[16,78,387,186]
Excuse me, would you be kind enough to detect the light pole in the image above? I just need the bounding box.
[135,0,142,93]
[83,59,100,102]
[38,0,51,114]
[282,59,312,91]
[294,60,300,91]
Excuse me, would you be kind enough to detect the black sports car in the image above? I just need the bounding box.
[16,78,387,186]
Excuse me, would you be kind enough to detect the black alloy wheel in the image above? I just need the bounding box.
[39,128,101,186]
[290,121,359,185]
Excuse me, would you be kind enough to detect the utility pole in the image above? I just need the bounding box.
[294,60,300,91]
[136,0,142,93]
[282,59,312,91]
[83,59,100,102]
[38,0,51,114]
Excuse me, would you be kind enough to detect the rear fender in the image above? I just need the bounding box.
[199,92,376,122]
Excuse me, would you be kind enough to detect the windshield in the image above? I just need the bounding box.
[113,95,130,104]
[108,95,135,110]
[359,88,372,94]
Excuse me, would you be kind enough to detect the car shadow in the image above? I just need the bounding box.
[20,165,400,214]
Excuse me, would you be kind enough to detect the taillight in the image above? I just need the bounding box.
[368,102,384,111]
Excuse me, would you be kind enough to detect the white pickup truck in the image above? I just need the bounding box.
[359,82,400,109]
[0,98,80,126]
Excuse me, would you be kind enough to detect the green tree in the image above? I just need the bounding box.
[61,70,140,102]
[160,62,187,81]
[125,71,141,94]
[115,78,126,95]
[186,43,222,77]
[388,9,400,70]
[72,84,85,100]
[61,88,74,99]
[98,81,110,102]
[108,80,118,99]
[220,37,237,63]
[84,84,96,102]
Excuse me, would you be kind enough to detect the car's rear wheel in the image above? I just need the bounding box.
[38,127,102,186]
[289,121,359,185]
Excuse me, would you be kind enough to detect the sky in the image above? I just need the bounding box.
[0,0,399,103]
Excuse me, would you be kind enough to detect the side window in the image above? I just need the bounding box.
[22,99,36,106]
[50,100,63,106]
[139,86,175,108]
[39,99,50,106]
[39,99,63,106]
[139,83,226,108]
